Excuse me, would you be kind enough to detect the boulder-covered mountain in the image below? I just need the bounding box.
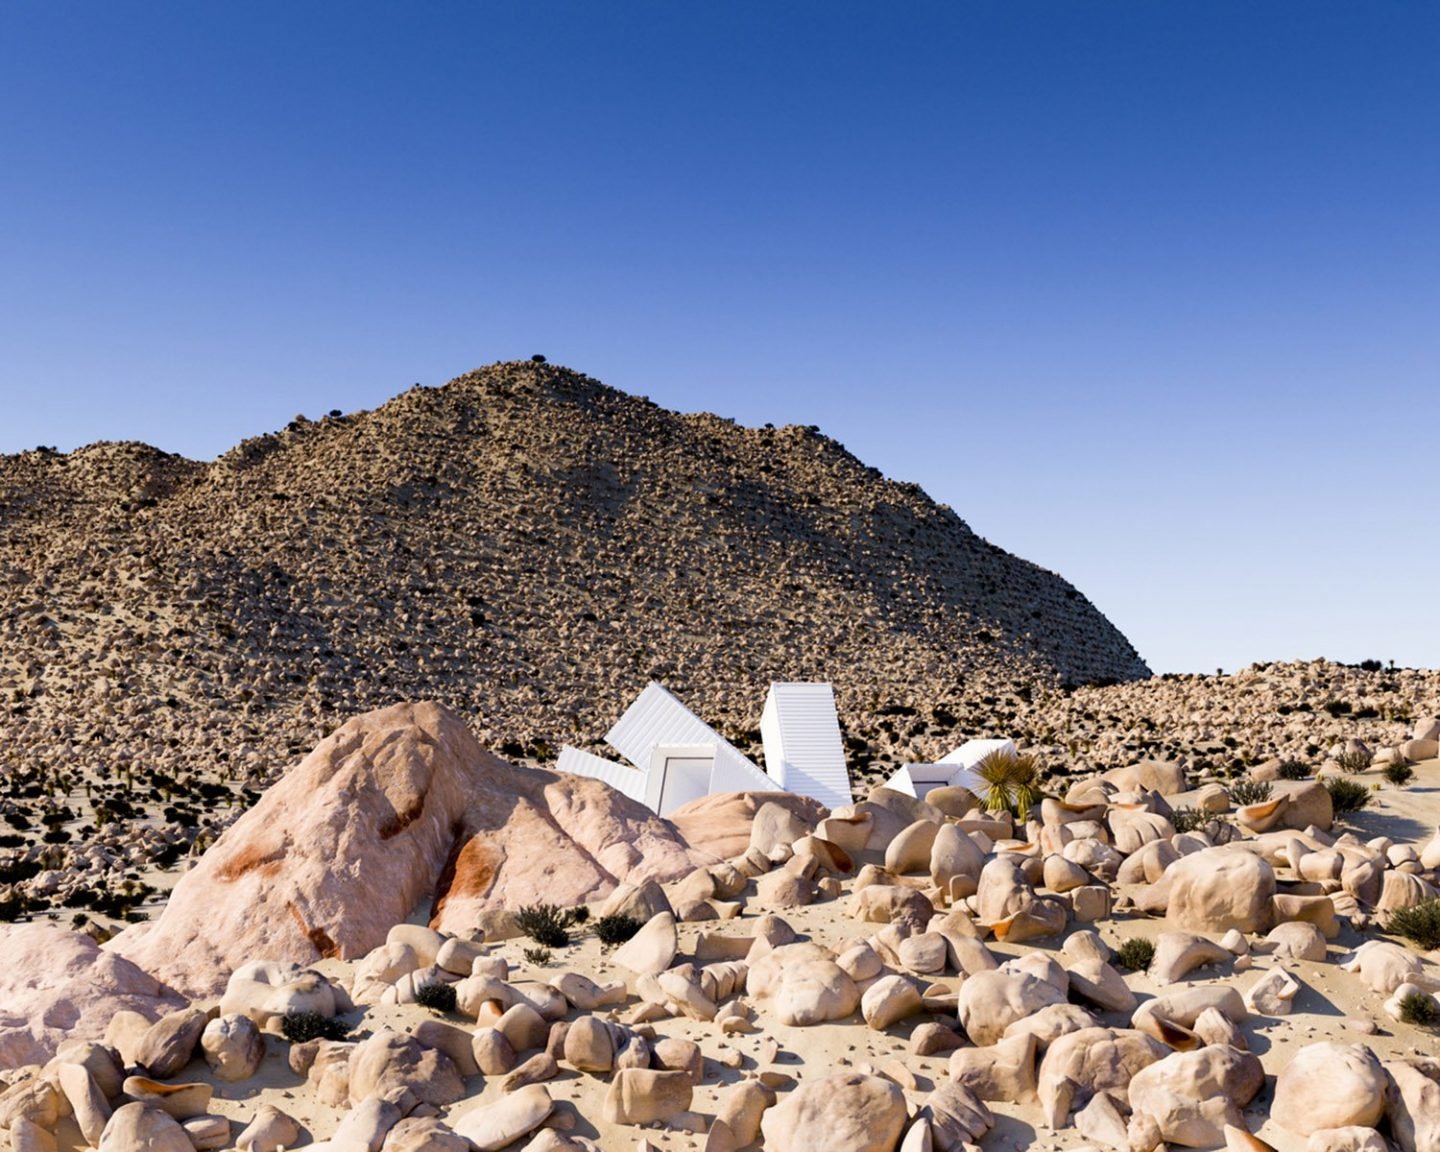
[0,360,1147,799]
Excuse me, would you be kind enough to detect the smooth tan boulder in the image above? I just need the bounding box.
[958,970,1066,1046]
[1272,1043,1386,1136]
[98,1103,193,1152]
[200,1015,265,1081]
[383,1117,471,1152]
[931,824,986,894]
[122,1077,212,1120]
[452,1085,554,1151]
[947,1031,1037,1102]
[1037,1028,1168,1127]
[713,1081,775,1149]
[561,1017,615,1073]
[1151,932,1232,985]
[1306,1127,1389,1152]
[54,1063,110,1146]
[611,912,678,976]
[1127,1045,1264,1147]
[235,1105,300,1152]
[1166,847,1275,933]
[886,820,942,874]
[761,1072,907,1152]
[602,1068,693,1125]
[9,1118,57,1152]
[471,1027,517,1075]
[410,1019,480,1078]
[861,975,923,1031]
[1384,1058,1440,1152]
[917,1080,995,1149]
[1266,921,1328,961]
[348,1029,464,1109]
[132,1008,207,1079]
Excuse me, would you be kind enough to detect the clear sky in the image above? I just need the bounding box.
[2,2,1436,675]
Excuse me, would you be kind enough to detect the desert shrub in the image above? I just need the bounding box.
[1399,991,1440,1028]
[1384,762,1416,787]
[516,903,571,948]
[1326,776,1372,815]
[1323,700,1353,718]
[1228,780,1272,807]
[1335,748,1372,774]
[1115,938,1155,972]
[1169,808,1206,834]
[568,905,590,925]
[281,1011,349,1044]
[1276,760,1312,781]
[1389,898,1440,951]
[595,914,642,947]
[522,946,552,966]
[415,981,457,1014]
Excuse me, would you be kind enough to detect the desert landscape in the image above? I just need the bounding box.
[3,367,1440,1152]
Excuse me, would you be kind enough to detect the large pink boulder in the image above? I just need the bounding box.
[0,924,184,1070]
[668,792,827,861]
[110,702,712,996]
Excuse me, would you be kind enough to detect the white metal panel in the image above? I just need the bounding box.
[761,682,853,811]
[937,738,1015,796]
[647,744,717,816]
[607,682,746,769]
[710,744,781,794]
[556,745,648,804]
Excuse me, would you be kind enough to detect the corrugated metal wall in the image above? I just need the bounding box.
[556,744,648,804]
[761,682,853,811]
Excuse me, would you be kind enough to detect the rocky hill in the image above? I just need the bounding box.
[0,359,1146,805]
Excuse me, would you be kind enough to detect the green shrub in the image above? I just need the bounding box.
[1115,938,1156,972]
[1399,991,1440,1028]
[1276,760,1312,781]
[1325,775,1372,815]
[1389,898,1440,951]
[280,1011,349,1044]
[1384,762,1416,787]
[1228,780,1272,807]
[1169,808,1206,835]
[595,914,643,947]
[415,981,457,1014]
[568,905,591,925]
[1334,748,1372,774]
[522,946,552,966]
[516,903,571,948]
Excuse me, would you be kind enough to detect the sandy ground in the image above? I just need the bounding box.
[16,759,1440,1152]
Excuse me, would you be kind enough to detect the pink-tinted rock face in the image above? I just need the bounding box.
[0,923,184,1070]
[667,791,828,861]
[107,702,711,997]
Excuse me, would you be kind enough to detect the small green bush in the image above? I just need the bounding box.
[1389,898,1440,951]
[522,946,552,966]
[280,1011,349,1044]
[1115,938,1156,972]
[1399,991,1440,1028]
[1334,748,1372,774]
[1399,990,1434,1025]
[516,903,571,948]
[1169,808,1206,835]
[595,914,643,946]
[415,981,457,1014]
[568,905,591,925]
[1276,760,1312,780]
[1228,780,1273,807]
[1384,762,1416,787]
[1326,775,1372,815]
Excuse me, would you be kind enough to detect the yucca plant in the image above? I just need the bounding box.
[974,749,1042,821]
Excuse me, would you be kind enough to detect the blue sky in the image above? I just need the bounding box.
[2,2,1436,675]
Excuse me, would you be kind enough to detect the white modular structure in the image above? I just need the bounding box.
[556,745,647,805]
[760,682,854,812]
[883,737,1017,800]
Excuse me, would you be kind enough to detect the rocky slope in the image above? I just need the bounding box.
[0,360,1146,912]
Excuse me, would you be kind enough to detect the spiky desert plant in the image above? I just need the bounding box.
[1227,779,1272,807]
[1325,775,1372,815]
[974,749,1042,820]
[1384,761,1416,787]
[522,946,552,966]
[1389,898,1440,951]
[1334,748,1372,774]
[1399,990,1440,1028]
[1115,938,1156,972]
